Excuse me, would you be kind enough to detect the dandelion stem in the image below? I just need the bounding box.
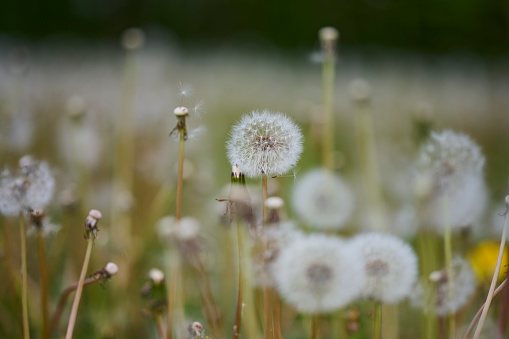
[19,211,30,339]
[463,277,508,339]
[497,269,509,337]
[233,221,244,339]
[472,213,509,339]
[262,174,268,223]
[261,173,274,338]
[321,43,335,170]
[48,273,102,335]
[176,123,186,222]
[311,314,319,339]
[36,229,50,339]
[373,301,382,339]
[443,196,455,339]
[155,314,166,339]
[65,236,95,339]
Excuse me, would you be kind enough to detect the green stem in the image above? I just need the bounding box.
[311,314,319,339]
[321,53,335,170]
[233,222,244,339]
[36,230,50,339]
[155,314,166,339]
[19,212,30,339]
[175,124,185,222]
[261,174,273,338]
[65,236,94,339]
[472,214,509,339]
[443,197,455,339]
[373,302,382,339]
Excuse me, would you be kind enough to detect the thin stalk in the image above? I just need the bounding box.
[497,269,509,337]
[155,314,166,339]
[36,230,50,339]
[463,277,508,339]
[261,174,273,338]
[48,274,102,335]
[272,292,282,339]
[373,302,382,339]
[321,48,335,170]
[233,222,244,339]
[443,197,455,339]
[65,237,94,339]
[472,214,509,339]
[19,212,30,339]
[311,314,319,339]
[167,123,186,339]
[176,126,185,222]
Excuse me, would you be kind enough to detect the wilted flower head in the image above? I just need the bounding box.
[415,130,487,230]
[226,110,303,178]
[349,232,418,303]
[27,208,60,237]
[292,169,354,230]
[0,156,55,216]
[272,233,364,313]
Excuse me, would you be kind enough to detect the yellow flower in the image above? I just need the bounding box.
[468,241,508,284]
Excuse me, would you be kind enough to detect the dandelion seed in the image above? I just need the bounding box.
[349,232,418,303]
[178,82,195,101]
[193,99,206,118]
[292,169,354,230]
[272,233,364,313]
[226,110,303,178]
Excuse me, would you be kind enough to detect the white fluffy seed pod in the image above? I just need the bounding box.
[416,130,487,231]
[148,268,164,285]
[292,169,354,230]
[349,232,418,304]
[226,110,303,178]
[272,233,364,314]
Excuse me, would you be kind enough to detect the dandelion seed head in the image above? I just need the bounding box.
[272,233,364,313]
[265,196,284,210]
[349,232,418,304]
[121,27,145,50]
[416,130,487,230]
[226,110,303,178]
[349,79,371,103]
[174,106,189,117]
[292,169,354,230]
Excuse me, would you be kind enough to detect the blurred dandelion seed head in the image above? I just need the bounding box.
[226,110,303,178]
[272,234,364,314]
[350,232,418,304]
[292,169,354,230]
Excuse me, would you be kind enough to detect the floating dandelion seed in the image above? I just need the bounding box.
[349,232,418,303]
[226,110,303,178]
[178,82,195,101]
[416,130,487,230]
[272,233,364,313]
[292,169,354,230]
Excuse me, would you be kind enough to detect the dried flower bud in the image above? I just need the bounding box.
[188,322,203,337]
[105,262,119,276]
[84,209,102,237]
[174,106,189,117]
[429,270,445,283]
[30,208,45,228]
[66,95,86,120]
[265,196,284,210]
[319,27,339,57]
[148,268,164,285]
[349,79,371,103]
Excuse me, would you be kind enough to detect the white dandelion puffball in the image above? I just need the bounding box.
[226,110,303,178]
[272,234,364,314]
[349,232,418,304]
[435,257,476,316]
[415,130,486,231]
[292,169,354,230]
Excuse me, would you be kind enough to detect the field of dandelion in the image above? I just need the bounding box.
[1,27,509,339]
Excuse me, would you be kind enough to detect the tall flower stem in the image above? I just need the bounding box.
[155,314,166,339]
[167,118,186,339]
[232,221,244,339]
[443,197,455,339]
[320,35,336,171]
[36,230,50,339]
[373,302,382,339]
[497,269,509,337]
[261,173,274,338]
[49,273,102,335]
[19,211,30,339]
[472,210,509,339]
[65,236,95,339]
[311,314,319,339]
